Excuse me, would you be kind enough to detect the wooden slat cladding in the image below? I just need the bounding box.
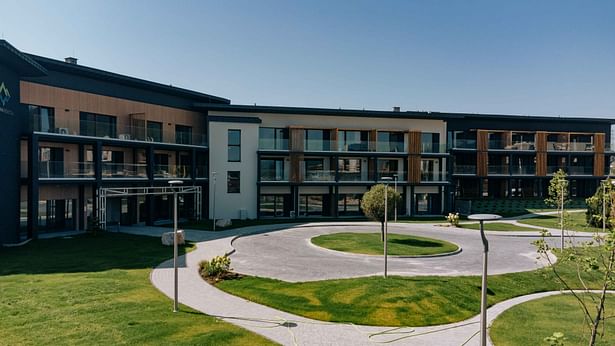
[408,155,421,183]
[407,130,422,154]
[594,154,605,176]
[595,133,605,154]
[20,81,205,143]
[369,129,378,152]
[535,131,547,176]
[288,126,304,152]
[476,130,489,177]
[289,153,304,183]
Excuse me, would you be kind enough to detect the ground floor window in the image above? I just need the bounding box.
[260,194,289,217]
[37,199,75,231]
[338,194,362,216]
[299,194,324,216]
[414,193,441,215]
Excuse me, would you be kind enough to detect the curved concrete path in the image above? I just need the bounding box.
[148,229,613,346]
[230,223,554,281]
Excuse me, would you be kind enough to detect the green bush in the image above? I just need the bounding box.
[585,179,615,229]
[199,254,231,280]
[446,212,460,227]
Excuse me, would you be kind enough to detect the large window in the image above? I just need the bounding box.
[299,195,323,216]
[260,158,285,181]
[227,171,240,193]
[80,112,117,138]
[176,125,192,145]
[305,129,332,151]
[147,121,163,142]
[338,158,362,181]
[30,105,55,133]
[421,133,441,153]
[228,129,241,162]
[259,127,288,150]
[338,194,362,216]
[377,159,399,179]
[260,195,287,217]
[377,131,404,152]
[338,130,368,151]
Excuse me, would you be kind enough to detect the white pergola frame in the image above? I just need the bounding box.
[97,186,202,230]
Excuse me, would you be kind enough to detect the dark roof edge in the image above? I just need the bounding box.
[0,40,48,76]
[196,103,615,124]
[26,53,230,104]
[208,115,262,124]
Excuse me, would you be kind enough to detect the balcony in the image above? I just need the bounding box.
[510,166,536,175]
[547,142,594,152]
[452,139,477,149]
[38,161,95,179]
[454,165,477,174]
[303,170,336,182]
[260,170,289,182]
[304,139,336,152]
[259,138,289,151]
[488,165,509,175]
[101,163,147,179]
[506,142,535,150]
[376,141,405,153]
[338,171,368,182]
[34,119,208,147]
[154,164,191,179]
[420,171,446,182]
[568,166,593,176]
[421,143,447,154]
[376,171,406,181]
[488,140,507,150]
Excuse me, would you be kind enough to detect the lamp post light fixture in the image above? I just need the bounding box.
[381,177,393,278]
[468,213,502,346]
[169,179,183,313]
[212,171,217,232]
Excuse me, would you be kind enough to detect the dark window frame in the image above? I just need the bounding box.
[227,171,240,193]
[228,129,241,162]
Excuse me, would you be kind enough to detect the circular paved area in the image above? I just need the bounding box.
[230,222,554,282]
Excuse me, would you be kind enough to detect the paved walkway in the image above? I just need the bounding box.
[146,226,613,345]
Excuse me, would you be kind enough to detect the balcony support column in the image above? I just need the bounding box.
[27,134,40,239]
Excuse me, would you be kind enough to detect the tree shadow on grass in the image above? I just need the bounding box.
[0,232,191,276]
[389,238,444,248]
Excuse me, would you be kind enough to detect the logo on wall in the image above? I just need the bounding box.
[0,82,10,107]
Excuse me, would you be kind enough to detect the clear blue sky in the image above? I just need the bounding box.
[2,0,615,118]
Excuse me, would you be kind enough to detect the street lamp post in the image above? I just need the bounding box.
[393,174,398,223]
[468,213,502,346]
[212,171,217,232]
[169,179,183,313]
[381,177,393,278]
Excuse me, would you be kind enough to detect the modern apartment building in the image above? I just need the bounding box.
[1,39,613,244]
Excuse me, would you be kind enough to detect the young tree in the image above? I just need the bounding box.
[586,179,615,229]
[361,184,401,241]
[545,169,570,250]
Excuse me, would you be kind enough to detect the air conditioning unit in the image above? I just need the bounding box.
[58,128,69,134]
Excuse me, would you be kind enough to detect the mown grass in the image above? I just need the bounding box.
[519,211,602,233]
[0,233,275,345]
[490,294,615,346]
[457,222,540,232]
[216,247,612,327]
[310,232,459,256]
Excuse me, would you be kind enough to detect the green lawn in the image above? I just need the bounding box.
[519,211,602,233]
[0,233,274,345]
[310,232,459,256]
[216,248,611,327]
[490,294,615,346]
[457,222,540,232]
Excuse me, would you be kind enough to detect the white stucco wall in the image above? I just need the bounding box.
[208,121,259,220]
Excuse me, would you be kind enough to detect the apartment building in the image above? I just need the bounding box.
[0,39,613,244]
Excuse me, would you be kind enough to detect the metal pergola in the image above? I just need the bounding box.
[97,186,202,230]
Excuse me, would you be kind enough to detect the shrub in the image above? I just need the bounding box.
[585,179,615,229]
[199,254,232,280]
[446,212,460,227]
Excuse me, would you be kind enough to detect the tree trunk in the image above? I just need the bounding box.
[589,250,615,346]
[380,222,384,242]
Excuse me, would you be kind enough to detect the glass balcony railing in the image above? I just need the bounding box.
[154,164,191,179]
[303,170,336,181]
[510,166,536,175]
[258,138,289,151]
[102,163,147,178]
[376,142,405,153]
[454,165,477,174]
[260,171,289,182]
[338,171,368,181]
[488,165,509,175]
[547,142,594,152]
[376,171,406,181]
[547,166,565,174]
[421,143,447,153]
[568,166,593,175]
[34,119,208,147]
[195,165,208,178]
[38,161,95,179]
[452,139,477,149]
[305,139,337,152]
[507,142,536,150]
[420,171,446,182]
[488,140,507,150]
